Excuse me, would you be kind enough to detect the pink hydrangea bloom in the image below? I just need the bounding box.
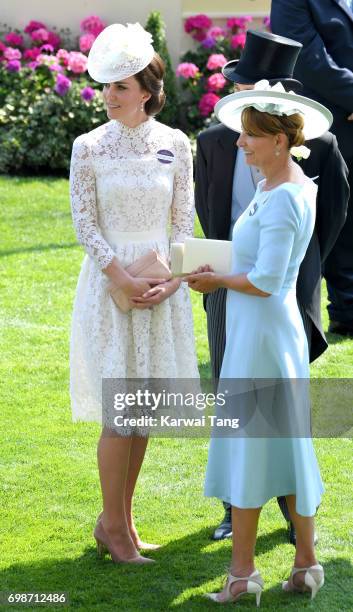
[176,62,199,79]
[40,44,54,54]
[199,92,220,117]
[207,26,226,39]
[184,14,212,33]
[206,54,227,71]
[68,51,88,73]
[207,73,226,92]
[0,41,6,53]
[56,49,70,66]
[7,59,21,72]
[80,15,106,36]
[23,48,41,61]
[31,28,50,43]
[24,20,46,34]
[79,33,96,53]
[47,31,61,49]
[81,86,96,101]
[49,64,62,72]
[4,47,22,61]
[27,61,39,70]
[5,32,24,47]
[231,33,246,49]
[227,16,252,32]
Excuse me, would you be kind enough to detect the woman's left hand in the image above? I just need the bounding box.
[130,278,182,307]
[186,265,222,294]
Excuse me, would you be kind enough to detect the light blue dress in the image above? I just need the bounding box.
[204,181,324,516]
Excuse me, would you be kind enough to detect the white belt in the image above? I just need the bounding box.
[103,229,169,245]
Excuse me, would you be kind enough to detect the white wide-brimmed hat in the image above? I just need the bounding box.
[215,80,332,140]
[87,23,155,83]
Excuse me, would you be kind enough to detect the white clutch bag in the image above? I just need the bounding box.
[171,238,232,275]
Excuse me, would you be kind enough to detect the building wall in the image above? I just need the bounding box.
[182,0,271,16]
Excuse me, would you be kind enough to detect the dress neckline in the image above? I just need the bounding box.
[112,118,154,137]
[258,179,317,194]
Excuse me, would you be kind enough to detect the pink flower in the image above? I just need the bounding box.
[40,44,54,54]
[49,63,62,72]
[263,16,271,29]
[27,61,39,70]
[79,33,96,53]
[207,73,226,92]
[31,28,49,43]
[4,47,22,61]
[23,48,41,61]
[68,51,88,73]
[80,15,106,36]
[176,62,199,79]
[206,54,227,71]
[0,41,6,54]
[227,16,252,32]
[231,33,246,49]
[24,20,46,34]
[4,32,24,47]
[47,31,61,49]
[56,49,70,66]
[6,59,21,72]
[199,92,220,117]
[184,14,212,33]
[207,26,226,39]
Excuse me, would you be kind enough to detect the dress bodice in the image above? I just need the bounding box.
[70,118,194,269]
[232,181,317,295]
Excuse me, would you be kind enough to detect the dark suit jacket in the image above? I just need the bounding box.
[195,123,349,362]
[271,0,353,161]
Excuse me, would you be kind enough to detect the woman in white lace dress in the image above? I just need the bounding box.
[69,24,198,564]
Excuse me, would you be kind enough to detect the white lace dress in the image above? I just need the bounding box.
[69,118,199,423]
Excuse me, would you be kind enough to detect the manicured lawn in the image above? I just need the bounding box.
[0,176,352,611]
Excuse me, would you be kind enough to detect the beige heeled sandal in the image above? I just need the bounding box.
[206,570,264,606]
[282,564,324,599]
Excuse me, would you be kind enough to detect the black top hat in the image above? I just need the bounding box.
[222,30,303,90]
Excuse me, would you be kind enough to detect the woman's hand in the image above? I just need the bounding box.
[130,278,182,308]
[186,265,223,294]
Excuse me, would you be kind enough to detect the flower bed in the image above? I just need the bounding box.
[177,14,270,133]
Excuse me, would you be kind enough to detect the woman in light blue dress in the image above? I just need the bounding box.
[188,82,332,605]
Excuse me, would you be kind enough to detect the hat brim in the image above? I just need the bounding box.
[215,89,333,140]
[222,60,303,90]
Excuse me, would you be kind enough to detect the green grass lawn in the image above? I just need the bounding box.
[0,176,352,611]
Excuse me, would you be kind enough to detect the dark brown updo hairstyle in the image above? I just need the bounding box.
[134,52,166,116]
[241,106,305,148]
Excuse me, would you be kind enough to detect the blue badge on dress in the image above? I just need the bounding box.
[249,202,259,216]
[156,149,174,164]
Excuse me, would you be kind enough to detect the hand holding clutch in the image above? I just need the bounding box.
[108,250,172,313]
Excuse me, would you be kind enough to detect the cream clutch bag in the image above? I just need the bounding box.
[108,249,172,313]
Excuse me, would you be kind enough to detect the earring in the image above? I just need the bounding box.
[275,147,281,157]
[140,101,145,112]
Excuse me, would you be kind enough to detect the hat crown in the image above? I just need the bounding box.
[223,30,303,86]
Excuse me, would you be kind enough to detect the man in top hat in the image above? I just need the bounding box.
[195,30,349,544]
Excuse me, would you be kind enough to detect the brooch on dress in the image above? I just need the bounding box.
[249,202,259,216]
[156,149,174,164]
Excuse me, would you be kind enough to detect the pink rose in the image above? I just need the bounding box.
[206,54,227,71]
[68,51,88,73]
[56,49,70,66]
[231,33,246,49]
[207,73,226,92]
[30,28,50,44]
[176,62,199,79]
[79,33,96,53]
[80,15,106,37]
[199,92,220,117]
[24,20,46,34]
[4,32,24,47]
[4,47,22,61]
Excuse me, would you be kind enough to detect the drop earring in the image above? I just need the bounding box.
[275,147,281,157]
[140,100,145,112]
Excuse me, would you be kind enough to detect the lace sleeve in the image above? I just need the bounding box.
[70,135,115,269]
[170,131,195,242]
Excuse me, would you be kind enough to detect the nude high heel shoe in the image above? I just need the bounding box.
[282,564,324,599]
[206,570,264,606]
[93,521,155,565]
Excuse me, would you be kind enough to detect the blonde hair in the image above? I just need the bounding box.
[241,106,305,148]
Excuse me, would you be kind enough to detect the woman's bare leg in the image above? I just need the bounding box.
[124,435,150,546]
[285,495,317,569]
